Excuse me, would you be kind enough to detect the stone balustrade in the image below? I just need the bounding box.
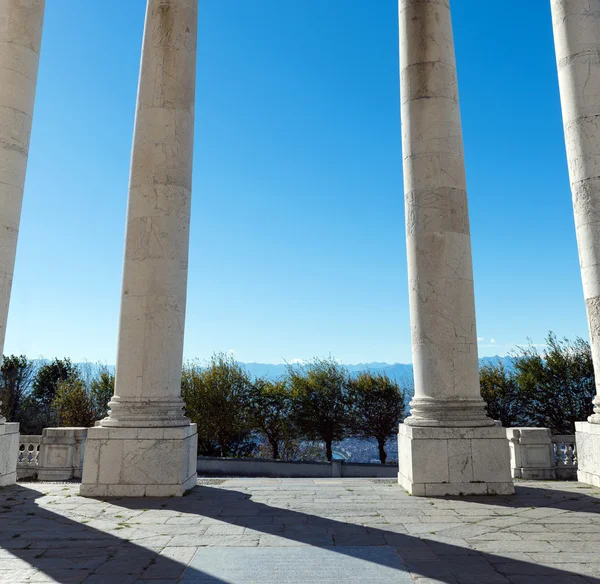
[16,435,41,480]
[10,427,580,484]
[16,429,88,481]
[507,428,578,480]
[553,435,578,480]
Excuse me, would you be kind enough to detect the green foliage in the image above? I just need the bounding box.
[0,355,34,422]
[182,353,255,457]
[287,358,350,461]
[89,366,115,419]
[249,378,295,459]
[52,379,97,428]
[479,362,523,428]
[511,333,595,434]
[32,358,81,408]
[348,370,406,463]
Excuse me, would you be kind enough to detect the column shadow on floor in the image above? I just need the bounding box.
[117,482,600,584]
[0,484,227,583]
[0,481,598,583]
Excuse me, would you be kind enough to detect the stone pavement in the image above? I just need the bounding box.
[1,478,600,583]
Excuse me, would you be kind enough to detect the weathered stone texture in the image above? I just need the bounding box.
[81,424,198,498]
[106,0,198,427]
[0,422,18,487]
[0,0,44,424]
[399,0,488,427]
[81,0,198,497]
[552,0,600,422]
[397,0,512,495]
[37,427,88,481]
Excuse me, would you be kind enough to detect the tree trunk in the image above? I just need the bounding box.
[326,440,333,461]
[270,439,279,460]
[377,438,387,464]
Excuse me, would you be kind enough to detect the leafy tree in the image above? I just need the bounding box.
[182,353,255,457]
[512,332,595,434]
[0,355,34,422]
[348,370,406,463]
[249,378,295,459]
[17,396,54,435]
[32,358,81,408]
[479,362,524,427]
[52,379,97,428]
[288,357,350,461]
[89,366,115,419]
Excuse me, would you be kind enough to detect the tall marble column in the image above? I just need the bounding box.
[81,0,198,498]
[551,0,600,487]
[0,0,45,486]
[396,0,512,496]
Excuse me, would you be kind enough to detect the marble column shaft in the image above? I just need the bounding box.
[0,0,44,423]
[104,0,197,427]
[400,0,491,427]
[551,0,600,423]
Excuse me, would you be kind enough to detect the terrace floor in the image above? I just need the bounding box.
[1,478,600,583]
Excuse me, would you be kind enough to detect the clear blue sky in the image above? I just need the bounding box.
[6,0,584,365]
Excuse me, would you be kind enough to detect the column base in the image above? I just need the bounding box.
[80,423,198,497]
[0,423,19,488]
[397,423,514,497]
[575,421,600,488]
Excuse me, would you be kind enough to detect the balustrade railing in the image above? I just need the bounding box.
[16,435,41,479]
[552,435,577,480]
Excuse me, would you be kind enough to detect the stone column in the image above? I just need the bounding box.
[396,0,512,496]
[81,0,198,498]
[551,0,600,487]
[0,0,45,486]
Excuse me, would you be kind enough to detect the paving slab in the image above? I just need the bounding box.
[181,546,412,583]
[0,478,599,583]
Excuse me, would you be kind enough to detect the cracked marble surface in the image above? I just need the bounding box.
[552,0,600,421]
[0,0,44,361]
[399,0,486,426]
[1,478,600,582]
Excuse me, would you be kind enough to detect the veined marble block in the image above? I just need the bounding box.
[0,422,19,487]
[398,423,514,497]
[80,424,198,497]
[506,427,556,480]
[576,422,600,488]
[37,427,87,481]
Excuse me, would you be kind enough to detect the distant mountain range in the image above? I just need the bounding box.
[32,356,514,389]
[240,356,513,386]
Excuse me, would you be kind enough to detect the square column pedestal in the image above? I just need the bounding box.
[0,422,19,487]
[398,424,514,497]
[81,424,198,498]
[575,422,600,488]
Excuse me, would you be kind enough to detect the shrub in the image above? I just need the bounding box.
[512,333,595,434]
[249,378,295,459]
[479,362,524,427]
[288,357,350,461]
[0,355,34,423]
[89,366,115,420]
[348,370,406,463]
[182,353,255,457]
[52,379,97,428]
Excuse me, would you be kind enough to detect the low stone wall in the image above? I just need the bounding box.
[17,428,88,481]
[0,423,19,487]
[38,427,88,481]
[506,428,577,481]
[197,456,398,478]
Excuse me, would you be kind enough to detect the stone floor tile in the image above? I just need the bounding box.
[2,479,600,584]
[85,576,138,584]
[506,576,590,584]
[469,540,556,553]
